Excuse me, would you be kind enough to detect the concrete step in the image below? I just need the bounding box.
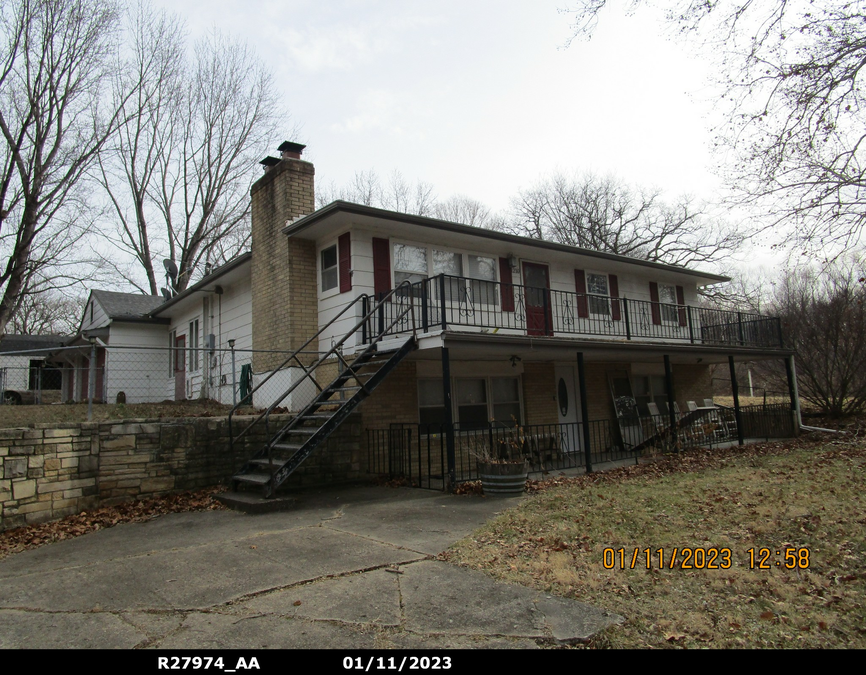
[216,491,296,514]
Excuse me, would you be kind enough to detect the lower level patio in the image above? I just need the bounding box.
[367,402,798,490]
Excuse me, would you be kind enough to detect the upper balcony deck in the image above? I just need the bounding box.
[366,273,783,351]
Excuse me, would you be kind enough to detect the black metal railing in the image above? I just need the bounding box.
[367,404,796,489]
[363,274,783,349]
[367,419,629,488]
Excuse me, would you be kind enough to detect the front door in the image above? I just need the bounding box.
[174,335,186,401]
[555,364,582,454]
[522,262,552,336]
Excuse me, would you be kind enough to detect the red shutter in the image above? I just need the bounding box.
[498,257,514,311]
[649,282,661,325]
[338,233,351,293]
[609,274,621,321]
[574,269,588,318]
[372,238,391,297]
[676,285,687,326]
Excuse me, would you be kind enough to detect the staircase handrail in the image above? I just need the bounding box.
[229,282,416,453]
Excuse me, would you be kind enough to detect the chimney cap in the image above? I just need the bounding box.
[278,141,306,154]
[259,156,280,167]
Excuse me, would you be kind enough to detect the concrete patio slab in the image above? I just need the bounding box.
[0,485,623,649]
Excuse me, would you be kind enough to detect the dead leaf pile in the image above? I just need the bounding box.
[0,486,227,559]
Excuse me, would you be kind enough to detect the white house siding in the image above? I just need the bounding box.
[161,274,253,404]
[311,225,709,353]
[316,229,372,354]
[106,323,167,404]
[81,297,109,331]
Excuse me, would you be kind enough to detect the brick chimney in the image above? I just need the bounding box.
[250,141,316,371]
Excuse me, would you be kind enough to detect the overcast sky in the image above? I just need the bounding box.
[153,0,725,213]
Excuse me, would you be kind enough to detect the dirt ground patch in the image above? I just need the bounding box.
[0,399,258,428]
[443,430,866,649]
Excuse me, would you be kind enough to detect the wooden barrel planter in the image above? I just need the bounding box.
[477,461,528,496]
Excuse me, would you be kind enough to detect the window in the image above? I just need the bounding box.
[189,319,200,371]
[456,378,489,430]
[587,273,610,316]
[169,330,176,376]
[418,376,522,430]
[393,244,428,285]
[392,244,500,304]
[321,245,338,292]
[433,249,462,301]
[658,284,679,323]
[393,244,428,297]
[419,379,446,428]
[467,255,497,306]
[491,377,521,427]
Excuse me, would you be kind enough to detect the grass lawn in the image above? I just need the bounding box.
[442,433,866,648]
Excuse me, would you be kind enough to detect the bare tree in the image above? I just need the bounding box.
[433,195,493,228]
[770,256,866,416]
[564,1,866,254]
[317,169,436,216]
[0,0,126,335]
[96,5,284,294]
[9,290,84,335]
[507,172,743,268]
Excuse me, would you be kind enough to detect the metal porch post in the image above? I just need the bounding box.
[785,355,802,431]
[729,355,744,446]
[577,352,592,473]
[663,355,677,452]
[441,347,456,490]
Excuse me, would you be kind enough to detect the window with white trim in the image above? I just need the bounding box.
[658,284,679,323]
[189,319,200,371]
[168,330,176,376]
[586,272,610,316]
[393,244,499,306]
[418,379,447,428]
[394,244,428,285]
[417,376,522,430]
[432,249,462,300]
[467,255,497,306]
[321,244,338,292]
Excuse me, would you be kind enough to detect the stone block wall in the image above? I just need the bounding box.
[0,412,363,531]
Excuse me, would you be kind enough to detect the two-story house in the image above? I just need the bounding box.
[226,142,799,495]
[55,141,800,496]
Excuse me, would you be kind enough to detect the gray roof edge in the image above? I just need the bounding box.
[282,201,730,283]
[150,252,252,316]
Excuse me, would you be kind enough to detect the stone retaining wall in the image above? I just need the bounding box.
[0,413,362,531]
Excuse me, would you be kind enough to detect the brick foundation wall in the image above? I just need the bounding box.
[358,361,419,429]
[672,364,713,408]
[522,362,557,425]
[0,413,363,531]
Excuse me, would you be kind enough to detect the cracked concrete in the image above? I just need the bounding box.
[0,485,622,648]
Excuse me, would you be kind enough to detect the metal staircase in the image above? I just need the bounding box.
[228,283,416,498]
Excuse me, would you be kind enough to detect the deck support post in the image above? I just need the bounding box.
[441,347,456,490]
[784,354,802,432]
[729,355,745,446]
[663,355,677,452]
[577,352,592,474]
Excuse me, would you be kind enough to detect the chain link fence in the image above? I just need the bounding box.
[0,343,329,416]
